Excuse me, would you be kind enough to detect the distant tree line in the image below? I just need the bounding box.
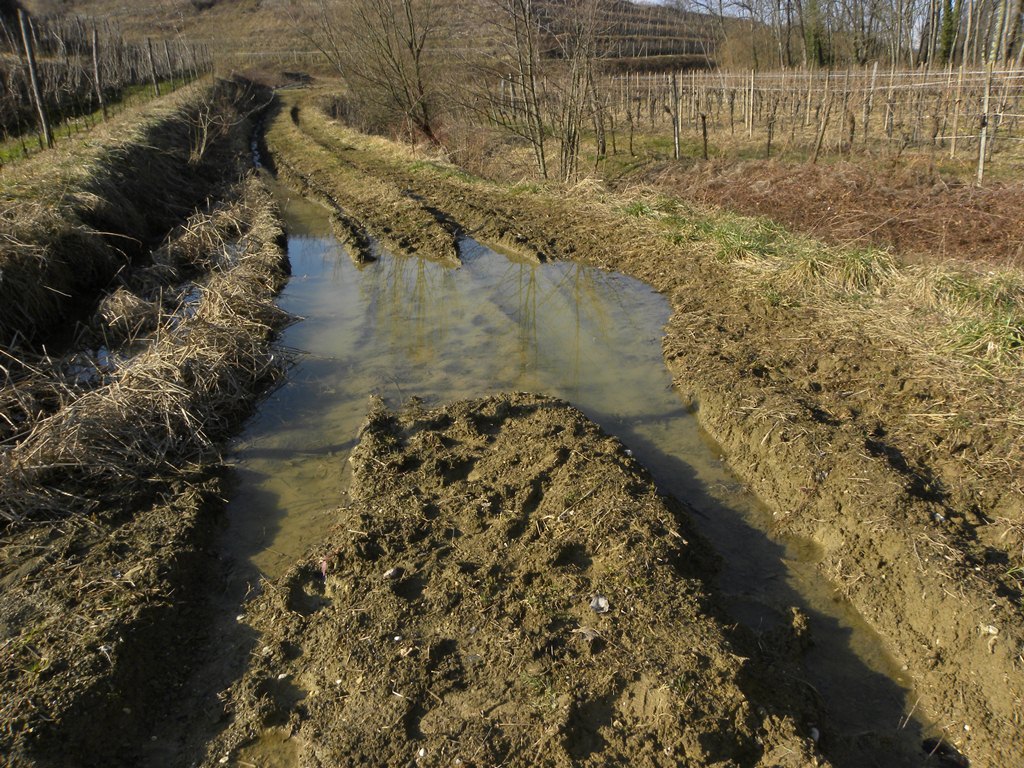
[669,0,1023,69]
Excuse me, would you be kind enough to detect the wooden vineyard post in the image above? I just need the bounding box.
[18,9,52,149]
[862,61,878,145]
[91,26,107,121]
[671,71,681,160]
[701,112,708,160]
[748,68,755,138]
[163,39,174,88]
[147,38,161,97]
[812,70,833,163]
[977,61,993,185]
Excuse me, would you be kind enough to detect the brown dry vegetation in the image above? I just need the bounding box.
[0,65,301,763]
[638,157,1024,267]
[0,172,291,763]
[265,87,1023,764]
[0,77,271,347]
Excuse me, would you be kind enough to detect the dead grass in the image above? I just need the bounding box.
[0,78,268,348]
[0,175,289,523]
[645,158,1024,267]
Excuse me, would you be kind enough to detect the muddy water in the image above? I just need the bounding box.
[224,187,929,766]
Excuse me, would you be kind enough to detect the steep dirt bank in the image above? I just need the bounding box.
[265,90,1022,764]
[0,174,290,765]
[202,393,830,768]
[0,77,271,347]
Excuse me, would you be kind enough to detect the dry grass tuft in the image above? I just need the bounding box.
[0,78,269,348]
[0,175,289,523]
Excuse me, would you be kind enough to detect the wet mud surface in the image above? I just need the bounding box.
[204,393,829,768]
[0,80,1020,768]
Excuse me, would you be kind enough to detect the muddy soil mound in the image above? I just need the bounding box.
[206,393,827,768]
[266,99,459,267]
[265,99,1022,763]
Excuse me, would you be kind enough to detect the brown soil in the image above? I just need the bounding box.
[1,78,1020,767]
[203,393,829,768]
[265,93,1023,765]
[266,101,459,267]
[638,158,1024,267]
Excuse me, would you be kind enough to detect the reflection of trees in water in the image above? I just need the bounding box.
[289,236,350,285]
[348,244,653,397]
[358,252,459,363]
[492,258,636,391]
[491,261,539,378]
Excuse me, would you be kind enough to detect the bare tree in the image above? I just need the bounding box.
[288,0,443,142]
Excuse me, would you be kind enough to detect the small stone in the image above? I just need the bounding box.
[573,626,601,644]
[590,595,610,614]
[384,567,403,580]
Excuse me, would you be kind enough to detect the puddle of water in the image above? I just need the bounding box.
[222,184,930,766]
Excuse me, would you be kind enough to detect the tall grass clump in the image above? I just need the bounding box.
[0,175,290,523]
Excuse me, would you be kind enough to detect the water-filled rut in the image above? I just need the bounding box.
[222,184,932,766]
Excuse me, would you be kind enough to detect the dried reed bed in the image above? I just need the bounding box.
[0,174,289,523]
[0,78,269,347]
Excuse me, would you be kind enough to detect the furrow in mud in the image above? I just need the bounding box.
[265,102,459,267]
[0,79,270,349]
[264,92,1023,764]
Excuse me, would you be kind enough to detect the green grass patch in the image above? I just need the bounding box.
[946,314,1024,367]
[0,77,199,167]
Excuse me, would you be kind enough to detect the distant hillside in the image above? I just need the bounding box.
[19,0,305,54]
[540,0,720,68]
[20,0,722,70]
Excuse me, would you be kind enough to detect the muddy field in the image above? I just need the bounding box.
[261,87,1022,765]
[0,75,1021,768]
